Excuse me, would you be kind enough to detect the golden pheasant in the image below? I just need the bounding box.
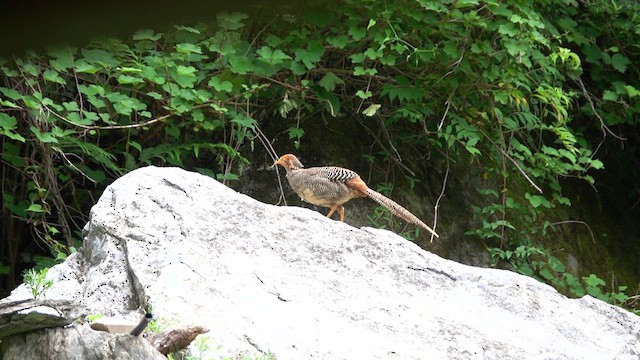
[274,154,439,238]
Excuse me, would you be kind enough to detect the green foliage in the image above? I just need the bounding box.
[86,313,105,322]
[489,245,631,306]
[23,267,53,299]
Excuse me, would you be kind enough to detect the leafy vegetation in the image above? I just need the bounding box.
[1,0,639,312]
[23,267,53,299]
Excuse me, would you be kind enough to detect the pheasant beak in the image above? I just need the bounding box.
[272,157,285,168]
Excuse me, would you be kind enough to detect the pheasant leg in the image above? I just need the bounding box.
[337,205,345,222]
[326,205,338,219]
[326,205,345,222]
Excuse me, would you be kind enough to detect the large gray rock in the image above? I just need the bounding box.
[3,166,640,359]
[1,324,165,360]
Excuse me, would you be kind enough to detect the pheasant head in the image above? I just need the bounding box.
[274,154,304,171]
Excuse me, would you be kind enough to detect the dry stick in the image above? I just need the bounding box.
[575,76,625,165]
[245,18,276,56]
[54,148,96,184]
[431,147,450,242]
[44,106,173,131]
[254,123,288,206]
[477,127,543,194]
[437,98,452,132]
[377,116,403,163]
[548,220,596,244]
[253,124,279,163]
[575,76,626,143]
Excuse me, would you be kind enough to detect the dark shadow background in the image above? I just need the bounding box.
[0,0,295,56]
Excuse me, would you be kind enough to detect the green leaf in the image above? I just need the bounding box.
[624,85,640,98]
[165,121,180,139]
[381,76,423,102]
[132,29,163,41]
[62,101,80,111]
[0,98,19,108]
[129,140,143,153]
[47,47,75,70]
[610,53,631,73]
[294,40,325,69]
[0,114,25,142]
[118,67,142,73]
[539,269,554,281]
[228,55,253,74]
[105,92,147,115]
[350,53,366,64]
[584,274,606,288]
[0,113,17,130]
[230,113,256,130]
[208,76,233,92]
[318,72,344,92]
[80,165,107,183]
[348,24,366,40]
[50,126,76,139]
[0,87,23,101]
[2,130,26,142]
[590,159,604,170]
[147,91,163,100]
[498,23,519,37]
[74,61,101,74]
[173,65,198,88]
[353,66,378,76]
[356,90,372,99]
[18,61,40,76]
[217,12,248,30]
[176,43,202,54]
[290,61,306,75]
[26,204,46,213]
[30,126,58,143]
[288,127,305,139]
[367,19,377,30]
[176,65,196,77]
[326,35,350,49]
[602,90,617,101]
[43,69,66,84]
[256,46,291,65]
[362,104,381,117]
[81,49,120,67]
[117,75,144,85]
[525,193,550,208]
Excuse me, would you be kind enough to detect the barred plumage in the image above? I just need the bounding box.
[274,154,439,238]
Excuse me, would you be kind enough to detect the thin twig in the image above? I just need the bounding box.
[245,18,275,56]
[438,97,452,132]
[253,123,287,206]
[44,106,172,131]
[578,76,627,144]
[548,220,596,244]
[477,127,543,194]
[54,147,96,184]
[438,48,465,82]
[431,147,449,242]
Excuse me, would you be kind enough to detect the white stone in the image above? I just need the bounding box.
[6,166,640,360]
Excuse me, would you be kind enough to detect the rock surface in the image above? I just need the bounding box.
[0,299,76,338]
[1,324,165,360]
[3,166,640,359]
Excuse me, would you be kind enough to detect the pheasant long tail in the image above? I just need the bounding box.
[366,189,439,239]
